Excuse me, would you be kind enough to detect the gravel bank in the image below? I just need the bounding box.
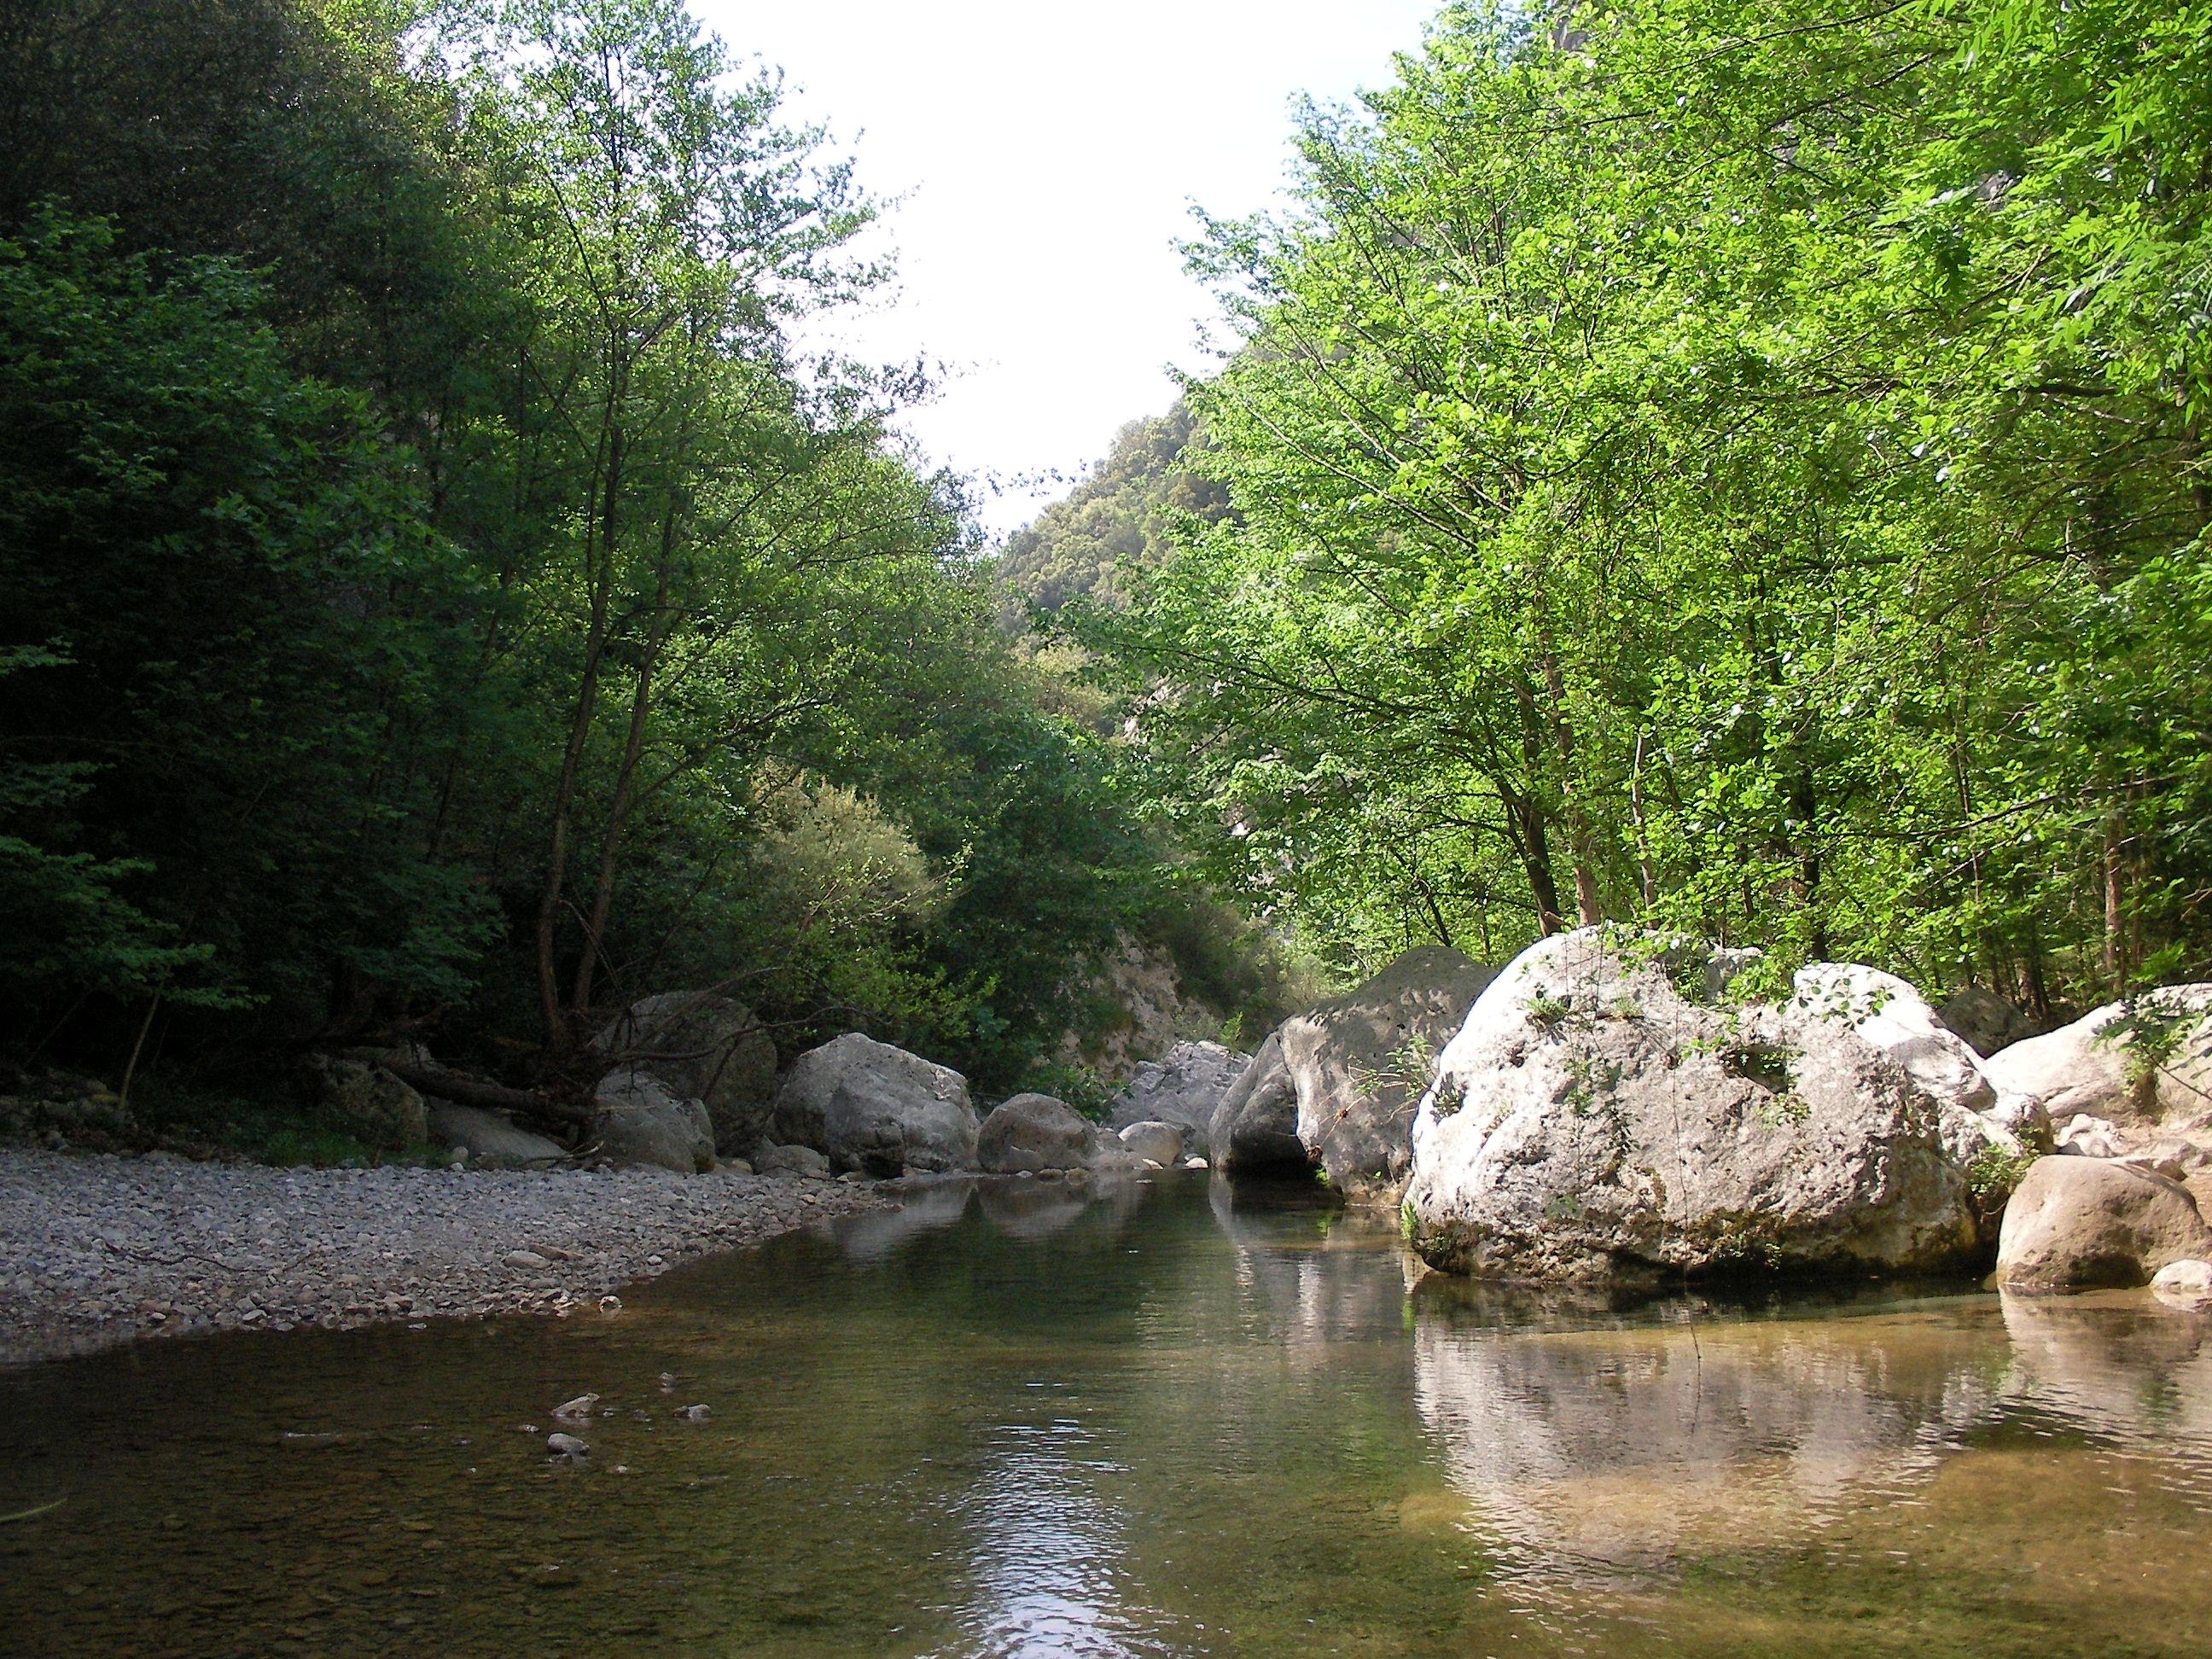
[0,1150,890,1365]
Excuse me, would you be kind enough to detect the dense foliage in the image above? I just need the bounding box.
[1068,0,2212,1010]
[0,0,1161,1098]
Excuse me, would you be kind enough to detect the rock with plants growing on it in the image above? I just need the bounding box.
[1404,929,2024,1284]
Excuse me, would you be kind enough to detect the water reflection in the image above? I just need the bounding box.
[1410,1297,2002,1577]
[943,1418,1158,1658]
[5,1173,2212,1657]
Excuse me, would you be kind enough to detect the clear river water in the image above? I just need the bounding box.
[3,1172,2210,1656]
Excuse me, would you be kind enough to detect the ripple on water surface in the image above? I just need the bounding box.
[2,1173,2210,1656]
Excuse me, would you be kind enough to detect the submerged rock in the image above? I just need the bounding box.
[978,1094,1102,1174]
[771,1033,980,1176]
[1995,1156,2212,1290]
[592,1068,714,1173]
[2151,1258,2212,1311]
[1405,930,2012,1284]
[591,992,777,1155]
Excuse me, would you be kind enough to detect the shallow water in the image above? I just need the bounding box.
[3,1174,2210,1657]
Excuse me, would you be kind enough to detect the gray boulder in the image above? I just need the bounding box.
[1208,1032,1307,1175]
[751,1141,830,1179]
[771,1033,979,1176]
[1117,1120,1186,1167]
[1108,1040,1249,1136]
[592,1067,714,1173]
[1939,986,2037,1057]
[301,1054,428,1149]
[1281,945,1496,1201]
[1995,1155,2212,1289]
[1404,930,2011,1284]
[592,991,777,1155]
[978,1093,1102,1173]
[427,1102,566,1167]
[1209,946,1496,1201]
[2056,1114,2120,1159]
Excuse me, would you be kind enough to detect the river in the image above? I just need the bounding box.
[3,1172,2209,1656]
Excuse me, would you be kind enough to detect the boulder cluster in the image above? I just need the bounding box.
[1080,928,2212,1305]
[106,928,2212,1310]
[287,998,1206,1185]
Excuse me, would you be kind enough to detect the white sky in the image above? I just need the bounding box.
[696,0,1437,533]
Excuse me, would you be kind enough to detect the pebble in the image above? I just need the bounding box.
[675,1403,709,1422]
[0,1150,889,1364]
[545,1433,589,1459]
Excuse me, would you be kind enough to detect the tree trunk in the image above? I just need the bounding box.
[535,416,623,1048]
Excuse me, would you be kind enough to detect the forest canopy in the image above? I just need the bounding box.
[1059,0,2212,1012]
[0,0,1185,1104]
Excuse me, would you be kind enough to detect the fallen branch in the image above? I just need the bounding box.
[383,1061,592,1128]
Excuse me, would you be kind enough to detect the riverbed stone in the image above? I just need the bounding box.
[979,1094,1102,1173]
[427,1103,566,1167]
[591,1068,714,1173]
[1117,1120,1186,1167]
[1404,929,2005,1284]
[2151,1258,2212,1310]
[770,1033,980,1176]
[1107,1041,1249,1137]
[1995,1155,2212,1289]
[591,991,777,1155]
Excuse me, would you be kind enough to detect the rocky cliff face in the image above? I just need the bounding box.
[1057,933,1224,1083]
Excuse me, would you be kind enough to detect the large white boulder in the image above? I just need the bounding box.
[1404,930,2014,1283]
[1983,987,2212,1126]
[592,991,777,1155]
[1117,1120,1187,1167]
[770,1033,979,1176]
[1108,1040,1248,1136]
[427,1101,566,1167]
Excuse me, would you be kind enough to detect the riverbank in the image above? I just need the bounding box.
[0,1150,890,1365]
